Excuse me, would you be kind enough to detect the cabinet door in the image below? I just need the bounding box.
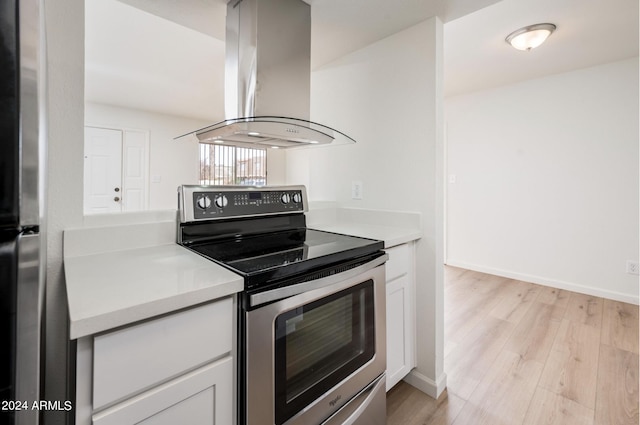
[385,275,414,391]
[93,356,233,425]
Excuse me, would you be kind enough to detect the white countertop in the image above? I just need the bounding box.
[65,244,243,339]
[310,223,421,248]
[306,206,422,248]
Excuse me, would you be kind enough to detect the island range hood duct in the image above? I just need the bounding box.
[177,0,355,148]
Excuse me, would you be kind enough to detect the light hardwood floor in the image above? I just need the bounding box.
[387,266,639,425]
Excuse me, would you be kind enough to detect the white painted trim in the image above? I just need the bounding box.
[446,260,640,305]
[403,370,447,399]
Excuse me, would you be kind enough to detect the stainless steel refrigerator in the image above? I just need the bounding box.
[0,0,45,424]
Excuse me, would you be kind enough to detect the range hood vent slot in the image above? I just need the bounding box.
[176,0,355,149]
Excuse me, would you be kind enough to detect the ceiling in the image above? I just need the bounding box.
[444,0,639,97]
[85,0,226,121]
[84,0,639,121]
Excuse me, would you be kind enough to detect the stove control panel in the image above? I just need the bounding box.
[179,185,308,222]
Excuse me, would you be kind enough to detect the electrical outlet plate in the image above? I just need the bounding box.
[351,181,363,200]
[626,260,640,275]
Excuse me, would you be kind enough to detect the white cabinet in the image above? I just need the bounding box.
[75,296,235,425]
[92,357,232,425]
[385,243,416,391]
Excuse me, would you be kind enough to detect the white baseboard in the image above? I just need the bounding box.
[446,260,639,305]
[403,370,447,399]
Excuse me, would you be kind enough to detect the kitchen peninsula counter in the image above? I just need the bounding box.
[307,205,422,248]
[310,222,421,248]
[64,219,243,339]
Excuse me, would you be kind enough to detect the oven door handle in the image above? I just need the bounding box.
[248,253,388,307]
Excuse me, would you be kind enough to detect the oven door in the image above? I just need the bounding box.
[245,256,387,425]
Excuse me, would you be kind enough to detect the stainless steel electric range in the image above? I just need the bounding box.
[177,185,387,425]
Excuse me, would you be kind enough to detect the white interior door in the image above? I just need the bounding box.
[84,126,150,214]
[84,127,123,214]
[122,130,148,212]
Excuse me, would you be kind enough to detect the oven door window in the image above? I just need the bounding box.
[274,280,375,425]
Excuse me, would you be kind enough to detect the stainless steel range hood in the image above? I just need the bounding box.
[177,0,355,148]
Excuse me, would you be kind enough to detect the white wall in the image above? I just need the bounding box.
[446,57,640,304]
[85,102,207,210]
[267,148,287,185]
[287,17,446,397]
[43,1,85,423]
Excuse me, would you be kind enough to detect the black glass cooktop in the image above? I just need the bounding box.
[186,228,384,290]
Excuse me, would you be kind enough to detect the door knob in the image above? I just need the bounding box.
[114,197,120,202]
[114,187,120,192]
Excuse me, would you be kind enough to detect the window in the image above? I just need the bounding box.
[199,144,267,186]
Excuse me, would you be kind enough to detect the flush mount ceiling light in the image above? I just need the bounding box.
[506,23,556,51]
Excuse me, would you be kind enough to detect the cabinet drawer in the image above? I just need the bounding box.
[385,244,410,282]
[93,356,233,425]
[93,297,233,410]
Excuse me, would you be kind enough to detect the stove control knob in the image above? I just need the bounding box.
[292,193,302,204]
[214,195,228,208]
[281,193,291,204]
[196,195,211,210]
